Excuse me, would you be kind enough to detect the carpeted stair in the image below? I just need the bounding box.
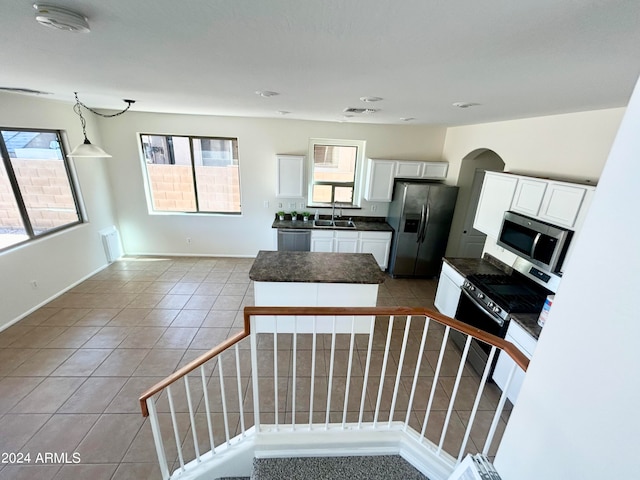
[249,455,428,480]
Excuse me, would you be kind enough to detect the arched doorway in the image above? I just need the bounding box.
[448,149,505,258]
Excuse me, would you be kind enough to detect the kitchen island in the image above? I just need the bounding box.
[249,250,386,333]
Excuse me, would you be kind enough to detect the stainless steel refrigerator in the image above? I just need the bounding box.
[386,181,459,277]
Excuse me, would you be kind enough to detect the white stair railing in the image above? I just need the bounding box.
[139,306,527,480]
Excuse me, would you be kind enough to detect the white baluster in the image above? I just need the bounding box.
[325,316,337,429]
[146,399,171,480]
[438,334,472,455]
[200,365,216,452]
[358,316,376,428]
[183,375,200,462]
[389,315,412,427]
[342,316,357,428]
[167,385,185,472]
[421,326,451,442]
[457,346,497,463]
[234,344,246,437]
[483,360,517,455]
[374,315,395,428]
[405,317,430,431]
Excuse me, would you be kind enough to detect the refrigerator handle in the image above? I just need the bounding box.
[420,201,431,243]
[417,204,426,243]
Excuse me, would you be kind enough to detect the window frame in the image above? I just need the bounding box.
[307,138,366,208]
[139,133,243,215]
[0,127,84,253]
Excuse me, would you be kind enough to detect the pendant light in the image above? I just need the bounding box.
[68,92,135,158]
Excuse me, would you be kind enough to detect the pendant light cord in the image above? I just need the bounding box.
[73,91,135,120]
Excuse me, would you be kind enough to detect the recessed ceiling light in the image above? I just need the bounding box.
[277,110,290,115]
[34,4,90,33]
[360,96,383,103]
[400,117,415,122]
[255,90,279,97]
[452,102,480,108]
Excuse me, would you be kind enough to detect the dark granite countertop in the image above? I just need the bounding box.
[249,250,386,284]
[272,216,393,232]
[508,312,542,340]
[443,255,511,278]
[443,255,541,340]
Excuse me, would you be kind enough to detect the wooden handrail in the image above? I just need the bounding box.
[138,305,529,416]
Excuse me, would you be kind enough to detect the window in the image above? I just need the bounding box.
[140,134,241,214]
[0,129,83,251]
[308,138,365,206]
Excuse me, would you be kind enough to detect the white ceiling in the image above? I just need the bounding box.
[2,0,640,126]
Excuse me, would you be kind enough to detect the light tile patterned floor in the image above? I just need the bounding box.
[0,256,508,480]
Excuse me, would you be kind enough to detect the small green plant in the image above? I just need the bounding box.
[277,211,285,220]
[290,211,297,216]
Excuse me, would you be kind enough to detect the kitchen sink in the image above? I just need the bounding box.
[333,220,356,229]
[312,219,357,229]
[313,219,334,227]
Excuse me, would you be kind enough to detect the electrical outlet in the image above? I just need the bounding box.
[278,202,282,209]
[299,202,305,209]
[263,201,269,208]
[30,280,38,289]
[371,204,377,212]
[289,202,296,209]
[186,237,192,244]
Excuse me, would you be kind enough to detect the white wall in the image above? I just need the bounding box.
[494,78,640,478]
[98,113,446,256]
[0,93,119,329]
[442,107,624,184]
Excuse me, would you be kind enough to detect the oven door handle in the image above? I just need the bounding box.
[460,288,504,326]
[530,232,542,258]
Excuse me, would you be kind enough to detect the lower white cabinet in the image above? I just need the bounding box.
[334,231,359,253]
[492,320,537,404]
[310,230,392,269]
[310,230,333,252]
[434,261,464,317]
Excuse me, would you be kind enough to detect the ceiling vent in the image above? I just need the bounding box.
[0,87,51,95]
[33,4,90,33]
[343,107,379,114]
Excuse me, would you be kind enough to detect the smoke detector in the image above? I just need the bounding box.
[33,4,90,33]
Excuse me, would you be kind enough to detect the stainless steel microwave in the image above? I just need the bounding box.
[497,211,573,274]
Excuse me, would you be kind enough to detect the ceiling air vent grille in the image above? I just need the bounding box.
[343,107,379,114]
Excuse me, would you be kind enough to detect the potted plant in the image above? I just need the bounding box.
[302,211,311,222]
[277,211,285,221]
[290,211,298,221]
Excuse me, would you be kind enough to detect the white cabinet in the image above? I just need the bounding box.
[395,161,423,178]
[276,155,305,198]
[421,162,449,179]
[310,229,392,269]
[364,158,449,202]
[364,159,396,201]
[334,231,359,253]
[434,261,464,317]
[511,178,547,217]
[493,320,537,404]
[538,182,588,228]
[359,231,392,269]
[310,230,333,252]
[473,172,518,238]
[511,178,592,229]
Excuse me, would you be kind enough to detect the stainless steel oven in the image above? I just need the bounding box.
[452,273,549,376]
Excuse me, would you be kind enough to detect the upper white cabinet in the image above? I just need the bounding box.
[364,159,396,201]
[511,178,547,217]
[276,155,305,198]
[475,171,596,240]
[395,161,423,178]
[473,172,518,238]
[538,182,589,228]
[364,158,449,202]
